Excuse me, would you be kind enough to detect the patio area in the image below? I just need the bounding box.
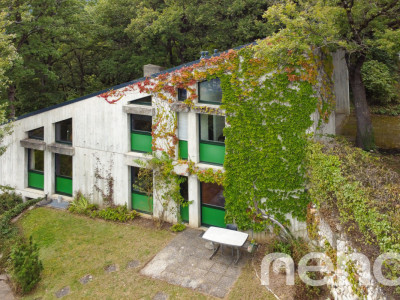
[140,228,249,298]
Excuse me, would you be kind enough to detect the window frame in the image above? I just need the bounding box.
[198,78,223,105]
[28,127,44,140]
[130,114,152,136]
[55,118,73,145]
[55,153,73,179]
[199,114,225,146]
[28,149,44,174]
[131,166,153,196]
[129,95,152,106]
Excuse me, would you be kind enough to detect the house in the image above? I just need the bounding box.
[0,44,350,234]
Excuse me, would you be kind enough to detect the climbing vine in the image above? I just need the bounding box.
[101,43,334,230]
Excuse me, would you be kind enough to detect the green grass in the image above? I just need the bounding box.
[18,208,273,299]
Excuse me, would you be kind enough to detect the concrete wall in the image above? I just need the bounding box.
[333,49,350,115]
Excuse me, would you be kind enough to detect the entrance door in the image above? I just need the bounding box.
[201,182,225,227]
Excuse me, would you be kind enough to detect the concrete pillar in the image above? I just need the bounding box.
[44,122,55,195]
[187,110,201,227]
[188,174,201,227]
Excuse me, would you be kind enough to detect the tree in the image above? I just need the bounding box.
[257,0,400,150]
[0,10,17,155]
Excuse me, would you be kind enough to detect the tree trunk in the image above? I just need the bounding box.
[348,55,375,150]
[7,85,16,119]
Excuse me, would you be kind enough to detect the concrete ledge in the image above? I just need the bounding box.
[170,102,190,113]
[173,162,189,176]
[47,143,75,156]
[20,138,46,151]
[123,104,154,116]
[193,104,225,116]
[18,188,45,200]
[50,194,74,202]
[196,163,224,172]
[124,152,152,167]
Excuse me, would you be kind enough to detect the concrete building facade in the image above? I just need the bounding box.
[0,47,349,233]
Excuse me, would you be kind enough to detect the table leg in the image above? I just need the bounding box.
[209,242,220,260]
[234,247,241,265]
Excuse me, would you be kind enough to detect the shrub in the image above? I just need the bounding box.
[91,205,137,222]
[68,192,98,215]
[0,189,23,216]
[11,236,43,294]
[170,223,186,232]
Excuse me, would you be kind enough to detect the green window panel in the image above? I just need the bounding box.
[179,140,188,160]
[28,171,44,190]
[201,206,225,227]
[131,133,152,153]
[199,142,225,165]
[132,192,153,214]
[180,205,189,223]
[56,176,73,196]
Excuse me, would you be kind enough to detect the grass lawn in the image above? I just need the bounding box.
[18,207,274,299]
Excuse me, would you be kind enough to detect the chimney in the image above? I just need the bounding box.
[143,64,165,77]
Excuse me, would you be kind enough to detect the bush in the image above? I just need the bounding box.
[91,205,137,222]
[170,223,186,232]
[69,194,137,222]
[361,60,398,105]
[11,236,43,294]
[68,192,98,215]
[0,190,23,216]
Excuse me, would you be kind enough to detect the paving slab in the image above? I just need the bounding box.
[55,286,70,298]
[141,228,249,298]
[0,278,14,300]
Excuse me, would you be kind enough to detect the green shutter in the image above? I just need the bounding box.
[131,133,152,153]
[201,205,225,227]
[56,176,73,196]
[28,171,44,190]
[132,192,153,214]
[199,142,225,165]
[179,140,188,160]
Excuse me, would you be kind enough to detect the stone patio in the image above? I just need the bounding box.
[140,228,248,298]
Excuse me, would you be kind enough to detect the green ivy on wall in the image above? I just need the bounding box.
[104,43,334,231]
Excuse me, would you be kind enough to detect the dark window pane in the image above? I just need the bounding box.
[178,89,187,101]
[180,177,188,202]
[29,149,44,172]
[199,78,222,104]
[130,96,152,106]
[131,114,152,133]
[131,166,153,194]
[199,114,225,143]
[201,182,225,208]
[55,119,72,144]
[55,154,72,178]
[28,127,44,140]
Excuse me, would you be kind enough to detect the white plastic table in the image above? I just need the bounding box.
[202,226,249,264]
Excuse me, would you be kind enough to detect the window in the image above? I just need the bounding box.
[198,78,222,104]
[201,182,225,208]
[28,150,44,173]
[28,149,44,190]
[55,154,72,178]
[199,114,225,144]
[28,127,44,140]
[199,114,225,165]
[129,95,152,106]
[178,113,188,159]
[131,114,152,134]
[178,88,187,101]
[201,182,225,227]
[131,167,153,213]
[180,177,189,223]
[130,114,152,153]
[55,118,72,144]
[55,154,73,195]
